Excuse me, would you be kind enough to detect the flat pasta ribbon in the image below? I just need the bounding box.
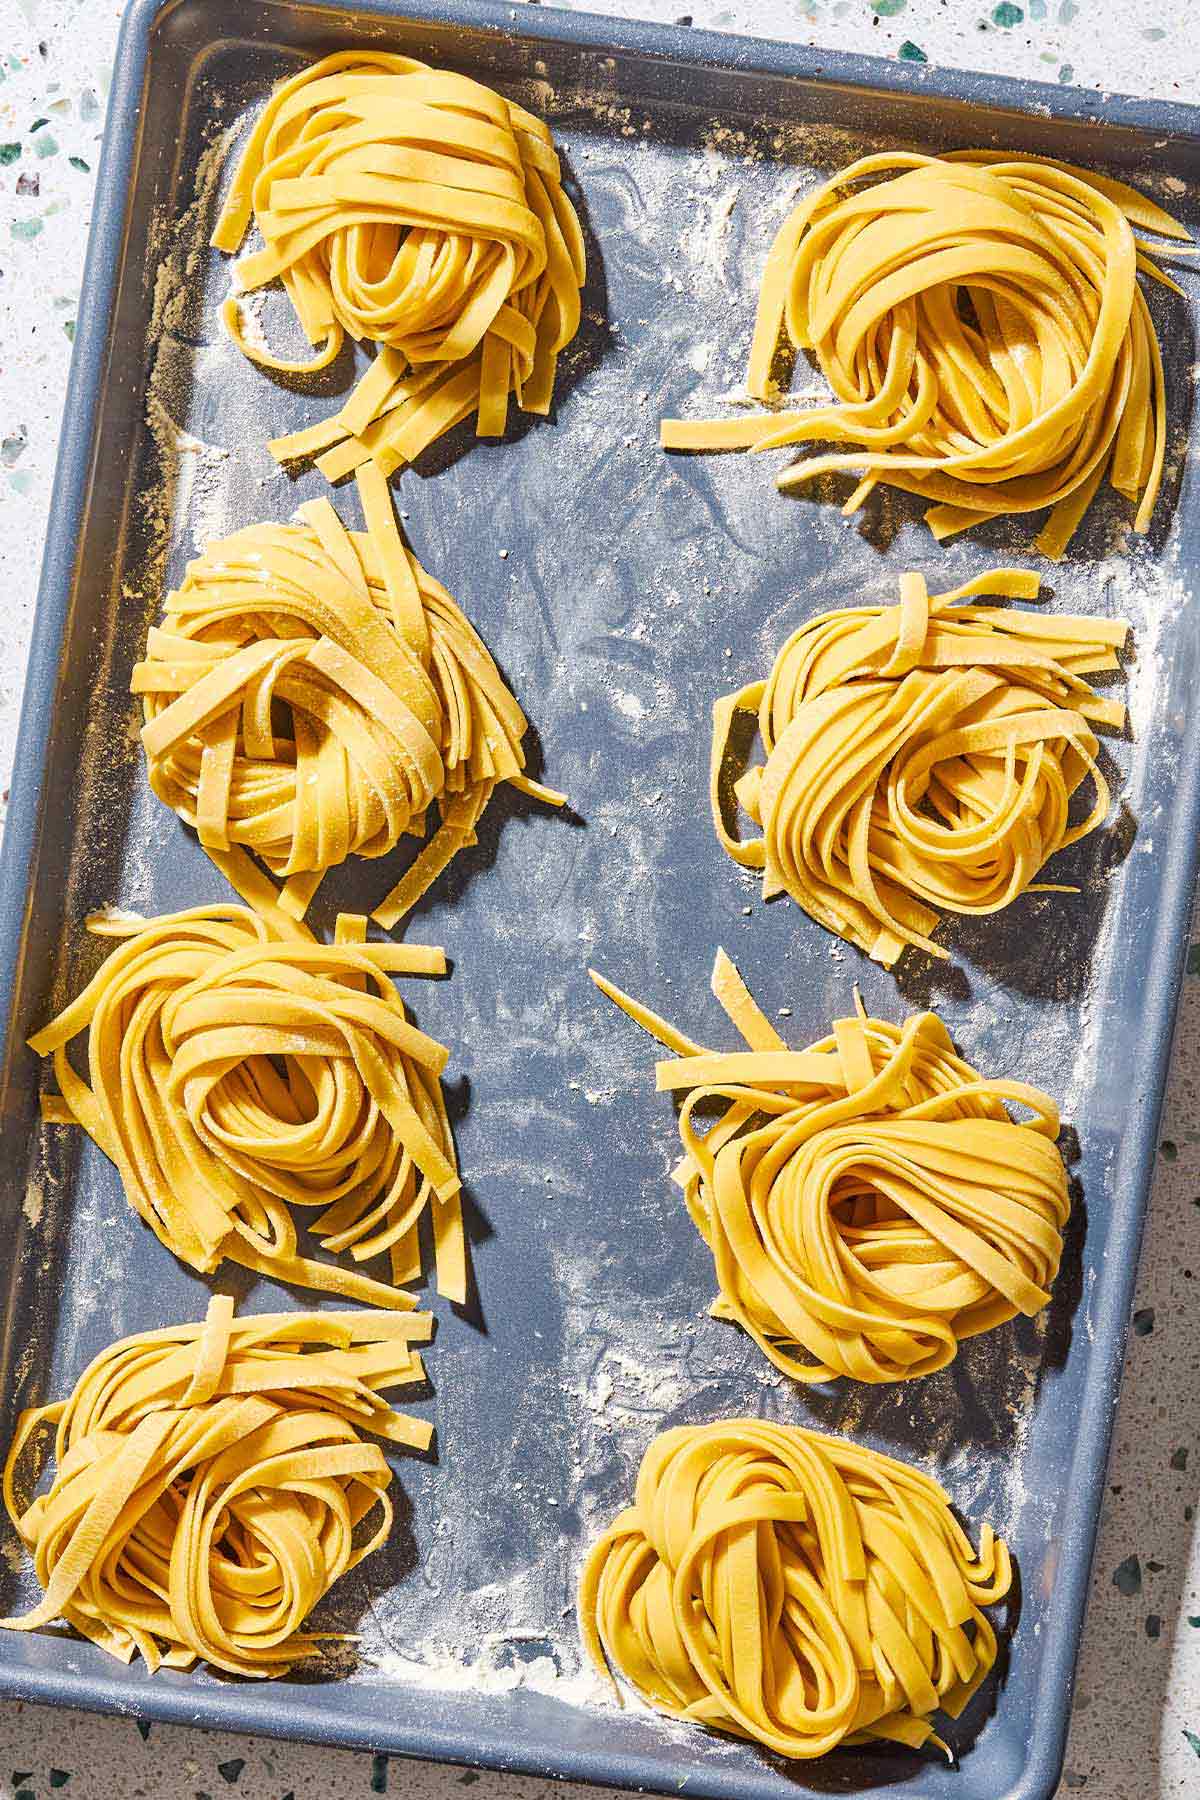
[31,904,468,1308]
[1,1295,433,1677]
[133,463,564,930]
[591,949,1069,1384]
[212,50,586,480]
[662,151,1192,556]
[580,1417,1011,1759]
[711,567,1128,965]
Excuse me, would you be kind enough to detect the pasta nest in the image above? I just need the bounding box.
[133,466,562,931]
[662,152,1191,557]
[1,1297,433,1677]
[712,568,1128,965]
[31,905,467,1309]
[580,1418,1011,1759]
[213,50,586,480]
[592,948,1069,1385]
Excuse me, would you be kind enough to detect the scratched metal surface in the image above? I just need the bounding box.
[0,4,1198,1799]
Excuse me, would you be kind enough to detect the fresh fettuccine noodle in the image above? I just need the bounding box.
[712,567,1128,965]
[580,1417,1011,1758]
[212,50,586,480]
[662,152,1192,556]
[1,1295,433,1677]
[31,904,467,1307]
[591,952,1069,1384]
[133,464,563,931]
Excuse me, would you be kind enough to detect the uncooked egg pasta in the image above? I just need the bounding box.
[711,567,1128,965]
[591,949,1069,1383]
[662,152,1191,555]
[1,1296,432,1677]
[133,464,563,930]
[580,1418,1011,1758]
[212,49,586,480]
[31,904,466,1307]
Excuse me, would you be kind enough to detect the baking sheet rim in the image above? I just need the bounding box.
[0,3,1196,1798]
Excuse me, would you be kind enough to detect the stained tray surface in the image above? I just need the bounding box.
[1,4,1199,1799]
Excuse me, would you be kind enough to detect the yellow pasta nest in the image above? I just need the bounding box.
[712,568,1128,965]
[580,1418,1011,1759]
[133,465,562,931]
[662,152,1191,557]
[1,1296,432,1677]
[213,50,586,481]
[592,948,1069,1384]
[32,904,467,1308]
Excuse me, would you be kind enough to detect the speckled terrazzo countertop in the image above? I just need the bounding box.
[0,0,1198,1796]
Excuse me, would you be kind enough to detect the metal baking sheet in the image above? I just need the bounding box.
[1,3,1198,1798]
